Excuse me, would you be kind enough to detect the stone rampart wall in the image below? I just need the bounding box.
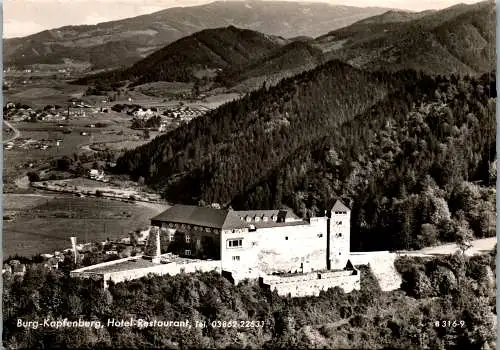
[102,260,221,287]
[264,272,360,297]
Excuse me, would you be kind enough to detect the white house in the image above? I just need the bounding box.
[89,169,105,181]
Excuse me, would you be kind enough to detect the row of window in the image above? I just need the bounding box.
[228,239,243,248]
[241,215,277,223]
[162,223,218,233]
[227,232,343,247]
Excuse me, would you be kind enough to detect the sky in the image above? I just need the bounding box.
[4,0,486,38]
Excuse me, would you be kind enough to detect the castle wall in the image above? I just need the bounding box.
[220,212,351,275]
[102,260,221,287]
[221,218,330,274]
[261,269,361,297]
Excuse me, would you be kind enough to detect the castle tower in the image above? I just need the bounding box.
[143,226,161,263]
[328,200,351,270]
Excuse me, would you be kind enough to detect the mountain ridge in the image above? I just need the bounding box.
[3,0,391,70]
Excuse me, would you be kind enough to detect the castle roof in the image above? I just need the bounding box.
[332,200,350,212]
[150,205,230,229]
[151,205,305,230]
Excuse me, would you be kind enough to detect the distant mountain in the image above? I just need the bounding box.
[222,1,495,91]
[218,40,325,91]
[75,26,288,85]
[351,9,435,25]
[315,0,495,75]
[3,0,391,70]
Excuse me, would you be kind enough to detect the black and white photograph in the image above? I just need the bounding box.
[1,0,497,348]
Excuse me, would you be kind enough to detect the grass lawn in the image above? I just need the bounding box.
[3,195,168,258]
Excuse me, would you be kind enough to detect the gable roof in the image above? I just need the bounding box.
[150,205,306,230]
[150,205,230,229]
[332,200,350,212]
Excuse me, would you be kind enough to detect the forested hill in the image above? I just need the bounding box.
[75,26,287,85]
[115,60,422,201]
[217,40,324,89]
[234,72,496,251]
[116,65,496,251]
[315,0,495,75]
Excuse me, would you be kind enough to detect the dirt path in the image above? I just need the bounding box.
[3,120,21,143]
[399,237,496,257]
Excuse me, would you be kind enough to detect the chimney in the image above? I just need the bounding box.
[70,236,77,264]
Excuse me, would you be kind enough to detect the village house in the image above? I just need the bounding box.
[89,169,105,181]
[9,260,27,277]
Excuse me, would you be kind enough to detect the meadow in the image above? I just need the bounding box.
[3,194,168,258]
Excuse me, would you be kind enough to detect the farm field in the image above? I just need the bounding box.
[2,117,159,193]
[3,194,169,258]
[4,78,87,108]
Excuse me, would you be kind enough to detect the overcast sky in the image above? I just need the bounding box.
[4,0,485,38]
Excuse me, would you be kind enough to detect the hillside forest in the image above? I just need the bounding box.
[3,249,496,349]
[115,61,496,252]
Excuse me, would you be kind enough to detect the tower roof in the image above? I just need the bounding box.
[332,200,350,212]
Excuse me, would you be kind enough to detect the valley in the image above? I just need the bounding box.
[1,1,496,349]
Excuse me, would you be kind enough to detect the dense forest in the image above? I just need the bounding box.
[3,249,495,349]
[115,59,496,251]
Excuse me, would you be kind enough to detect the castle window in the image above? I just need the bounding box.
[169,232,175,242]
[185,234,191,243]
[339,252,341,255]
[285,236,288,240]
[262,216,268,222]
[185,249,191,256]
[245,216,251,222]
[227,239,243,248]
[254,216,260,222]
[232,256,240,261]
[271,215,278,221]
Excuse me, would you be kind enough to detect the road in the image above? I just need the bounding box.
[398,237,496,257]
[3,120,21,143]
[350,237,497,291]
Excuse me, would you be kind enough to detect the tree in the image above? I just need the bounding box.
[27,172,40,183]
[455,215,474,255]
[416,223,438,248]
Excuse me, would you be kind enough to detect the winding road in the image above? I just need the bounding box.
[3,120,21,143]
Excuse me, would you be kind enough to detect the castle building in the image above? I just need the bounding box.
[149,201,351,276]
[71,201,360,296]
